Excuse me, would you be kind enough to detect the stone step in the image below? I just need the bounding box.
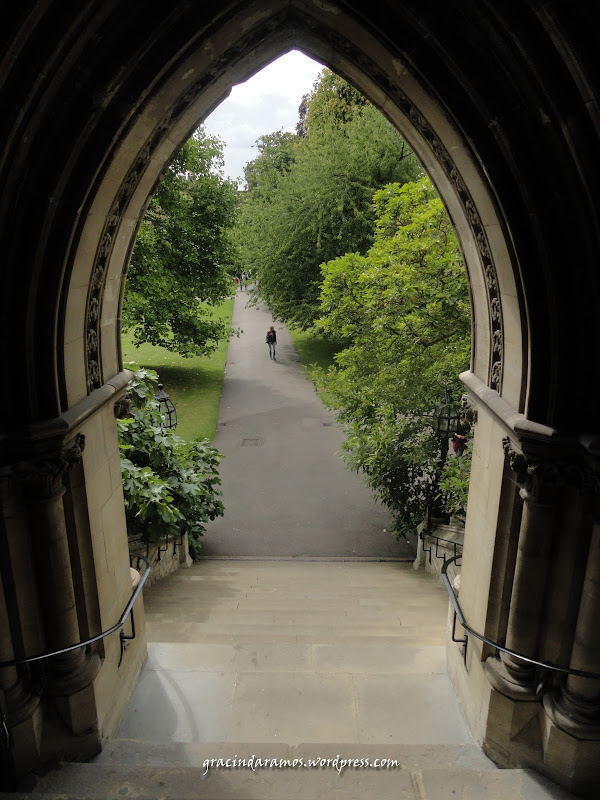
[15,747,577,799]
[94,739,497,770]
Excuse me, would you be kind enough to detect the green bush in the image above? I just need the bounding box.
[118,367,224,559]
[438,431,473,522]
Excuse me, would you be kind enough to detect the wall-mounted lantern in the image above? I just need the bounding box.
[154,384,177,430]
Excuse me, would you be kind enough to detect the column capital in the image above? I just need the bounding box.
[12,434,85,499]
[502,437,565,503]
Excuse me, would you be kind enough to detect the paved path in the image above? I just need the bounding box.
[201,291,414,559]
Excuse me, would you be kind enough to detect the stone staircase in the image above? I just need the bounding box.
[9,560,579,799]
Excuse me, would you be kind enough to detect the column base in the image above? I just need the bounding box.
[6,681,42,727]
[485,654,543,701]
[481,679,543,768]
[46,652,101,697]
[543,689,600,741]
[540,705,600,794]
[8,701,44,777]
[52,681,100,738]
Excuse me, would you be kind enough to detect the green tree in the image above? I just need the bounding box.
[303,68,368,134]
[316,177,471,537]
[236,71,422,329]
[244,131,297,199]
[123,130,239,356]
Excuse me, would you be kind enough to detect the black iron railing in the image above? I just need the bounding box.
[129,531,185,562]
[441,555,600,680]
[0,553,151,671]
[420,528,463,564]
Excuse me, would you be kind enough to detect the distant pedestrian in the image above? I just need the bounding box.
[241,270,248,290]
[266,326,277,360]
[452,433,467,456]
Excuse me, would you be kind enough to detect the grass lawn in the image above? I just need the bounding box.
[121,299,234,442]
[287,327,343,404]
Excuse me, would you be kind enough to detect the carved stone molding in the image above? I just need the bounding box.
[459,393,478,426]
[502,436,597,504]
[12,434,86,499]
[113,393,132,419]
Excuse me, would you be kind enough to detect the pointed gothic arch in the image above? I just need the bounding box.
[1,2,600,793]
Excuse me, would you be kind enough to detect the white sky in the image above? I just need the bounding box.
[201,50,324,187]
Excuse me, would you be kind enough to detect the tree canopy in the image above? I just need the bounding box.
[123,130,239,356]
[315,177,471,536]
[236,69,422,329]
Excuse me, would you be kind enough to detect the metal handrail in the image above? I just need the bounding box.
[441,555,600,680]
[420,528,463,564]
[422,530,464,548]
[0,554,151,670]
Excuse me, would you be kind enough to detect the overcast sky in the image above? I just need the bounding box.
[201,50,324,187]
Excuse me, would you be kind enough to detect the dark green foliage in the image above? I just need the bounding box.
[123,131,239,356]
[315,178,471,537]
[118,368,224,559]
[438,430,473,521]
[236,69,422,329]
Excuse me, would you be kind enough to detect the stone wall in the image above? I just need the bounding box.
[130,533,193,589]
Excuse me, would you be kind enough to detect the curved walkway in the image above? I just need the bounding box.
[201,290,414,559]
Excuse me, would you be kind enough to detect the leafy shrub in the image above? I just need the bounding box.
[438,431,473,522]
[314,177,471,538]
[118,367,224,560]
[335,410,439,539]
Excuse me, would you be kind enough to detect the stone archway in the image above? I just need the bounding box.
[1,1,600,793]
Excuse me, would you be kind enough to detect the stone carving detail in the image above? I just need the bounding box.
[493,329,503,354]
[465,200,478,225]
[88,297,99,322]
[114,392,132,419]
[99,233,112,258]
[500,437,592,503]
[491,297,501,322]
[460,394,478,426]
[490,360,502,387]
[84,112,179,391]
[477,232,491,259]
[87,360,100,392]
[86,329,97,355]
[17,434,86,499]
[485,264,497,291]
[449,167,467,195]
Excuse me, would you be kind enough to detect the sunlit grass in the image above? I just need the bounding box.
[121,299,234,442]
[287,327,344,404]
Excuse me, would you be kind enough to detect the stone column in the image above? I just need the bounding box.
[544,501,600,738]
[0,470,45,774]
[485,440,561,699]
[23,434,99,696]
[0,561,43,780]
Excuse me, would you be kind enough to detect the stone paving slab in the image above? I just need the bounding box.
[28,762,577,799]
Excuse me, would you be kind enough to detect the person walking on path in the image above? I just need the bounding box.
[266,325,277,360]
